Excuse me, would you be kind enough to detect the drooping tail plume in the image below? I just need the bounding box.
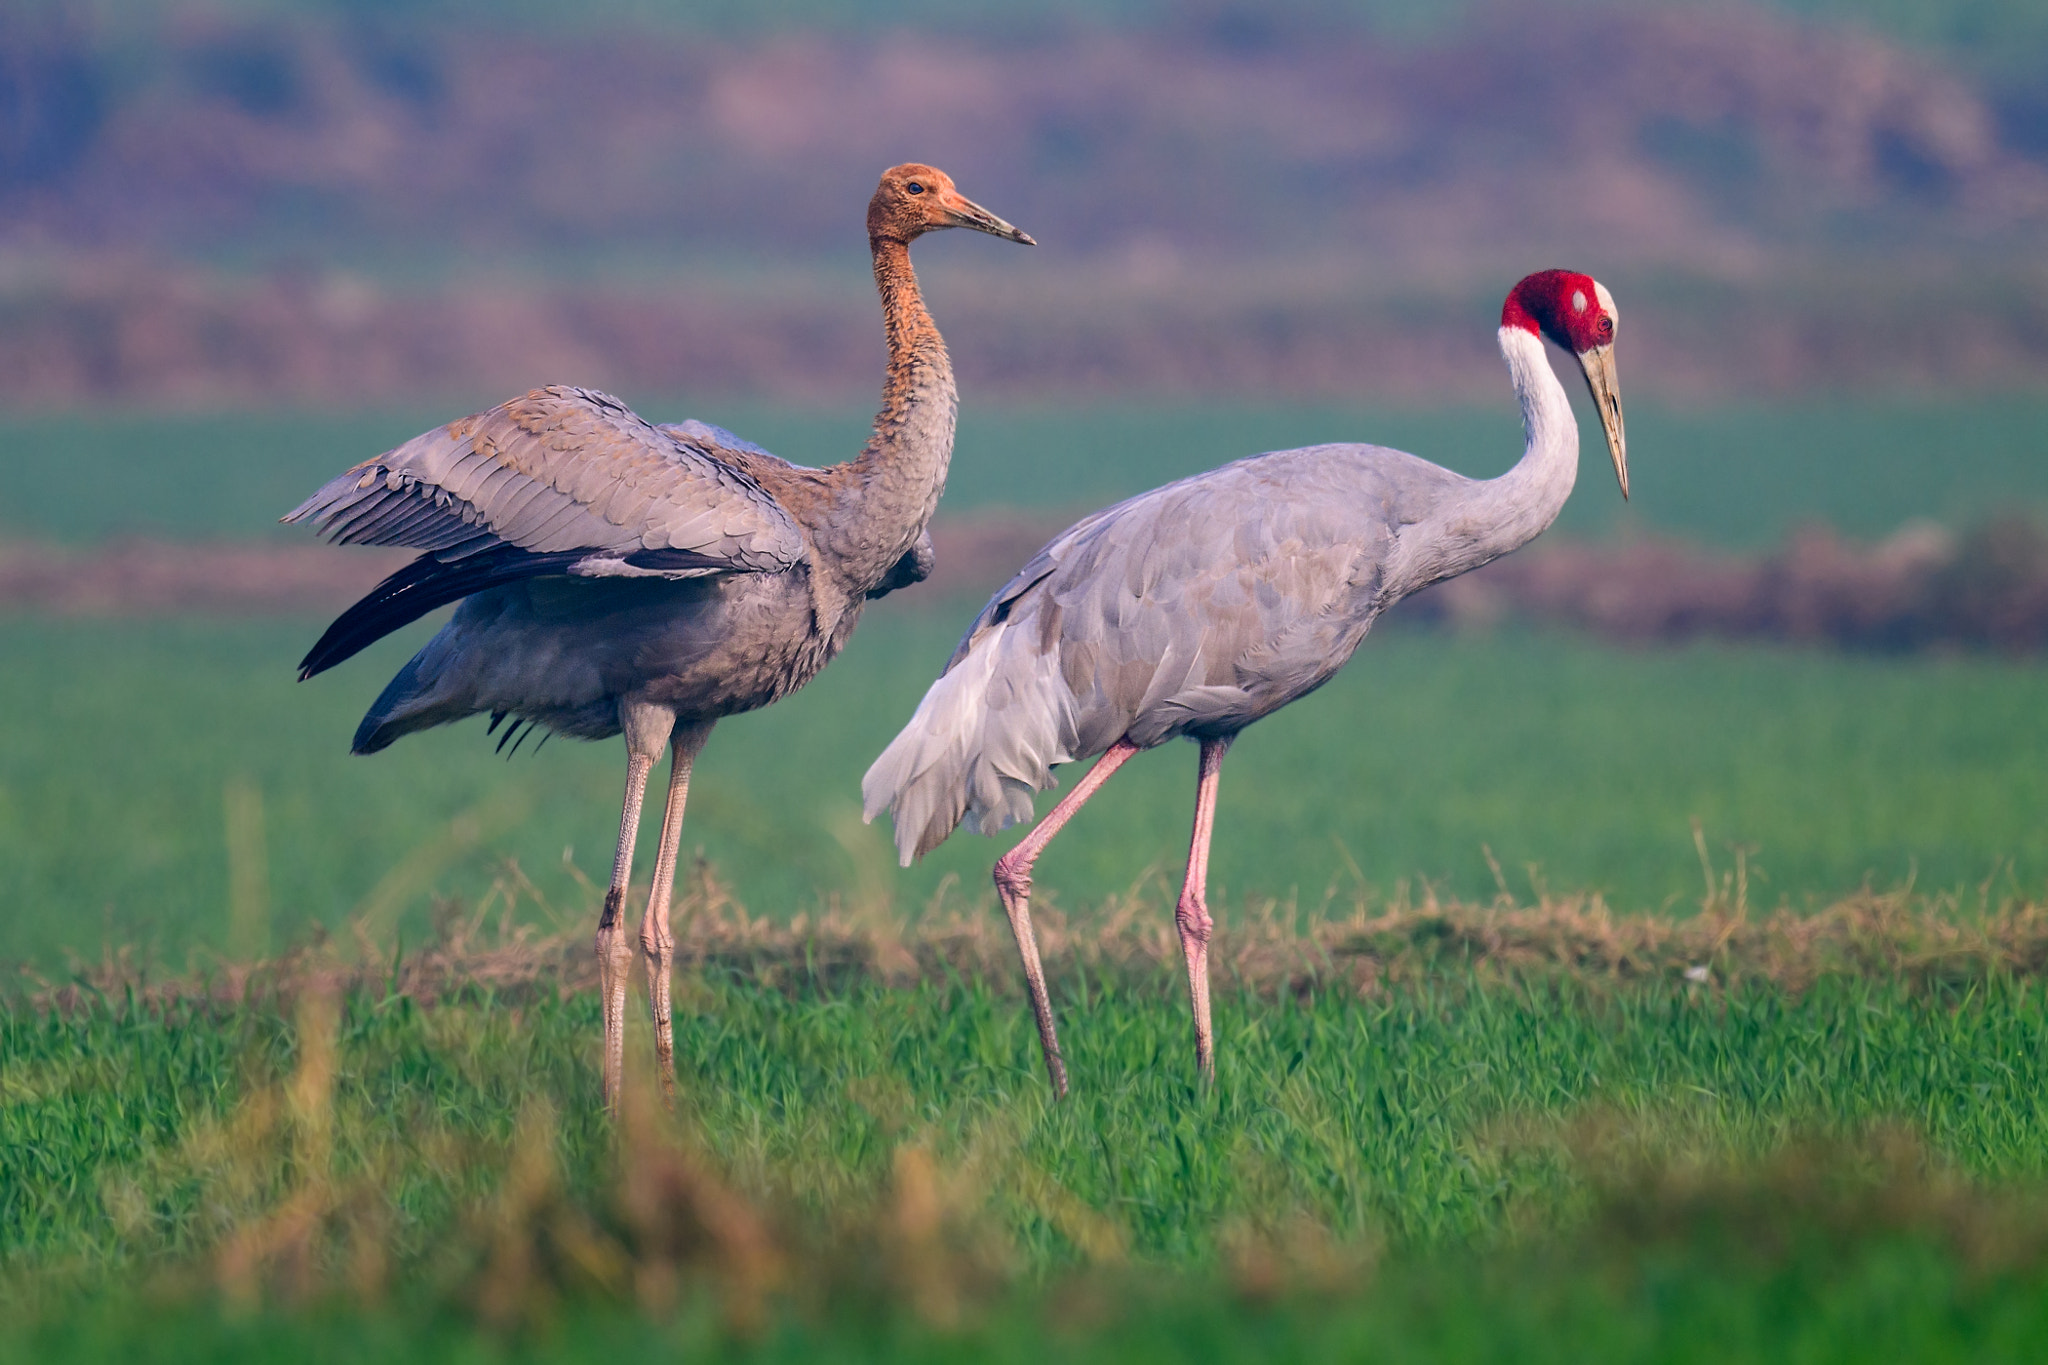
[862,620,1079,864]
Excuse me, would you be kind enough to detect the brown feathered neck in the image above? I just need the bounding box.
[869,234,944,362]
[812,234,959,594]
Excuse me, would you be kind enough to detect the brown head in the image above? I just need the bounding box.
[867,164,1035,247]
[1502,269,1628,499]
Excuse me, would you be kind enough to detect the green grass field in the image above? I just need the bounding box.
[6,966,2048,1361]
[6,396,2048,1356]
[5,614,2047,969]
[5,398,2047,966]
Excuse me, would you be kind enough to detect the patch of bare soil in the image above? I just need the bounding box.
[9,514,2048,654]
[0,517,1053,618]
[0,538,410,616]
[1403,517,2048,653]
[6,254,2047,408]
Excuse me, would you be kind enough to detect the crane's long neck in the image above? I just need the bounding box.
[818,235,957,590]
[1418,325,1581,585]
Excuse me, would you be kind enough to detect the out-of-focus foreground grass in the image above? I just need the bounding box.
[4,958,2048,1361]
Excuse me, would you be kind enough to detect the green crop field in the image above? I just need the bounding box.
[6,963,2048,1361]
[6,396,2048,1357]
[5,615,2048,969]
[5,398,2048,967]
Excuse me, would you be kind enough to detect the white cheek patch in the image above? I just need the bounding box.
[1572,290,1587,312]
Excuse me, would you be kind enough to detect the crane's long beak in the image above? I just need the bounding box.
[1576,342,1628,500]
[939,192,1035,245]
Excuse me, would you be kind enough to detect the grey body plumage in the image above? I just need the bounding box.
[289,388,888,752]
[864,271,1632,1095]
[865,443,1478,861]
[289,164,1034,1113]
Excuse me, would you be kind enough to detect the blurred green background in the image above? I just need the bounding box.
[3,0,2047,965]
[6,398,2048,967]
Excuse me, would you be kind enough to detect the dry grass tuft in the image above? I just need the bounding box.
[19,856,2048,1016]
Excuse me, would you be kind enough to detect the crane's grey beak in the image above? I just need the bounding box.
[1576,342,1628,500]
[939,192,1035,245]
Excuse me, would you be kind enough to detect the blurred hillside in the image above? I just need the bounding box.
[1,0,2046,404]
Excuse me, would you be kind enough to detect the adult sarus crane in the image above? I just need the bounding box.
[288,165,1032,1112]
[864,269,1629,1096]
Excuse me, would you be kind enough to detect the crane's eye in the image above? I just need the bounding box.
[907,182,926,195]
[1597,316,1613,338]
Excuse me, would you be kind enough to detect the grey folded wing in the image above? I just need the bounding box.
[654,417,785,468]
[288,387,807,677]
[653,419,931,598]
[943,500,1126,672]
[288,386,805,574]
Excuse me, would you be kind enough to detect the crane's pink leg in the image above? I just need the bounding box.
[639,719,715,1101]
[992,738,1142,1098]
[597,699,676,1117]
[1177,736,1233,1083]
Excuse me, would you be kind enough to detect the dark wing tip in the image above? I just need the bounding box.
[297,546,592,680]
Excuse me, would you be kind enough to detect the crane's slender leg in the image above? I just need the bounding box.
[1176,736,1233,1083]
[992,738,1142,1097]
[640,718,715,1101]
[598,699,676,1117]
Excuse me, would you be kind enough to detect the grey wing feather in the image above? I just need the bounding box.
[285,386,806,575]
[866,444,1473,862]
[657,418,789,465]
[942,500,1125,670]
[651,416,929,598]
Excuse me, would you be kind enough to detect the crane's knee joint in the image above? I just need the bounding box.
[595,917,632,966]
[992,855,1032,902]
[1175,899,1213,945]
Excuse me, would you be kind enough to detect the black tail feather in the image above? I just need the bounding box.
[495,717,531,756]
[298,544,735,681]
[298,547,590,680]
[502,720,536,759]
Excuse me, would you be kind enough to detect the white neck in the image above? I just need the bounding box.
[1413,325,1581,586]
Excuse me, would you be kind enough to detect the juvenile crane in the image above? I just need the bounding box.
[864,269,1629,1096]
[288,165,1032,1112]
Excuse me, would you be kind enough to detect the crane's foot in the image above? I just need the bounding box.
[995,854,1069,1099]
[642,932,677,1103]
[1038,1022,1071,1099]
[597,899,635,1117]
